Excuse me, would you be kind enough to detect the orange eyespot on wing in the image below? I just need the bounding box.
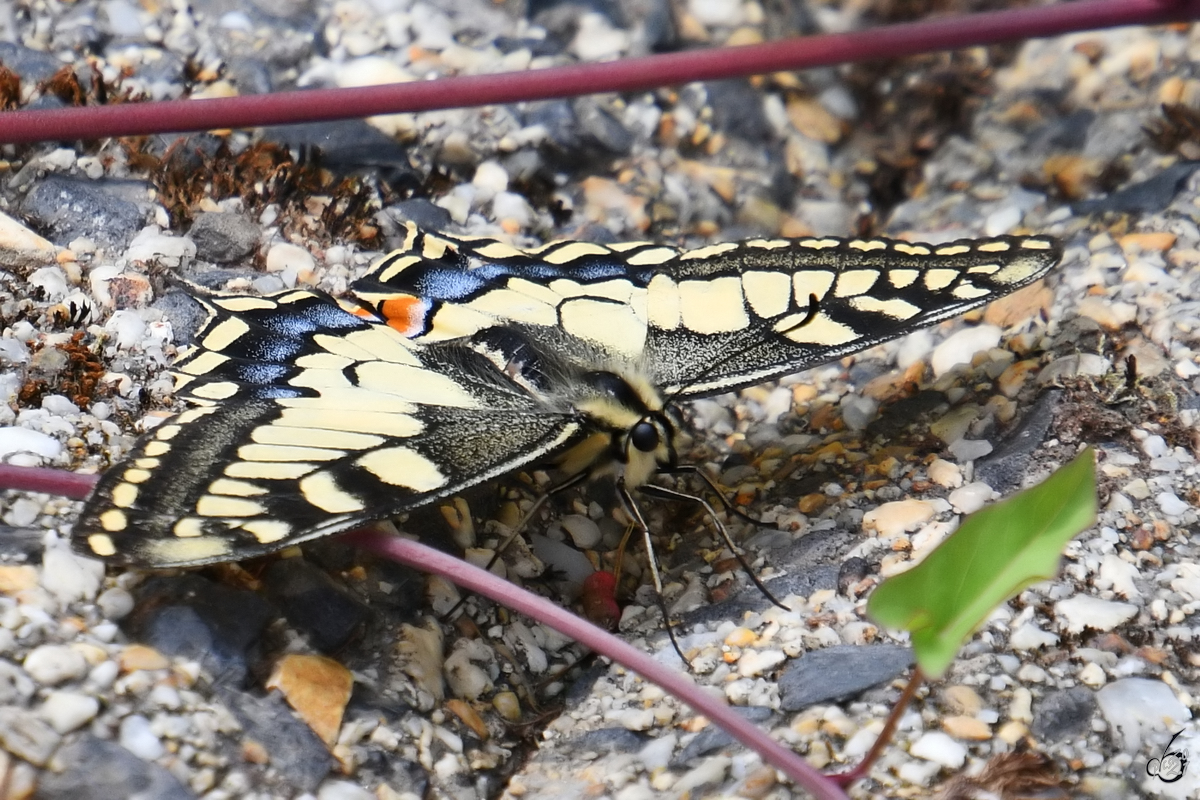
[380,295,431,336]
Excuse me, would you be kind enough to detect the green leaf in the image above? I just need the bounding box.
[867,447,1097,678]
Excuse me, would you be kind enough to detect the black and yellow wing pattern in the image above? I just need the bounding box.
[74,223,1061,567]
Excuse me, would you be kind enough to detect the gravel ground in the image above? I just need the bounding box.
[1,1,1199,799]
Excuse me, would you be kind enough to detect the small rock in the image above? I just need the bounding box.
[1155,491,1189,517]
[928,459,963,488]
[124,230,196,267]
[948,439,994,462]
[266,654,354,747]
[1054,595,1138,633]
[948,482,995,515]
[737,649,787,677]
[119,714,165,759]
[862,499,936,539]
[119,645,170,673]
[931,325,1001,378]
[909,731,967,768]
[779,644,913,710]
[1096,678,1190,751]
[21,176,146,249]
[39,691,100,733]
[0,707,61,766]
[0,427,62,462]
[560,515,602,549]
[1076,296,1137,330]
[189,212,260,263]
[265,242,316,274]
[942,715,991,740]
[317,780,375,800]
[24,645,88,686]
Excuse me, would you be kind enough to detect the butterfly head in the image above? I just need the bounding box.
[559,370,683,488]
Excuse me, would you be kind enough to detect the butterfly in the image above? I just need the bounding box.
[72,223,1061,569]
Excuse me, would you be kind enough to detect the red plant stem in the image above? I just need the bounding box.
[344,527,849,799]
[827,667,926,787]
[0,0,1195,144]
[0,464,97,499]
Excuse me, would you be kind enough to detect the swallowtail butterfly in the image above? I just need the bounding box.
[73,223,1061,568]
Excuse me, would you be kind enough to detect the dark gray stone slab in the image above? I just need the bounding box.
[779,644,914,711]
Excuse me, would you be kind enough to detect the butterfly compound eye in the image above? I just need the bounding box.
[630,420,660,452]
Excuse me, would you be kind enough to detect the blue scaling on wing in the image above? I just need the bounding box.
[411,266,491,301]
[254,301,366,335]
[233,362,292,385]
[245,386,307,400]
[566,260,649,282]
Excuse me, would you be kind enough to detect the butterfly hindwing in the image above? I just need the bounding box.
[75,289,581,567]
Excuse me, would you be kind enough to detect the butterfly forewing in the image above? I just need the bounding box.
[355,227,1061,396]
[73,223,1061,566]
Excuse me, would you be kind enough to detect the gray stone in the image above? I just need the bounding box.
[0,706,61,766]
[779,644,914,711]
[975,390,1062,491]
[21,176,145,249]
[36,736,194,799]
[1032,686,1096,742]
[188,212,260,263]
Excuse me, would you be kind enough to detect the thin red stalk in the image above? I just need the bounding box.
[828,667,926,787]
[0,0,1194,144]
[343,527,849,799]
[0,464,96,499]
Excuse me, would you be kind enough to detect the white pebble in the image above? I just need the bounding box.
[1055,595,1138,633]
[97,587,135,620]
[28,267,69,300]
[863,499,935,539]
[737,649,786,677]
[471,161,509,198]
[42,541,104,604]
[1141,434,1169,458]
[947,438,993,462]
[559,515,602,549]
[607,708,655,731]
[40,691,100,733]
[909,731,967,768]
[984,205,1022,236]
[1156,491,1190,517]
[0,428,62,461]
[105,310,148,350]
[1097,677,1191,752]
[927,458,963,488]
[931,325,1001,378]
[24,645,88,686]
[124,231,196,267]
[1079,662,1107,687]
[637,732,677,770]
[948,482,995,515]
[317,780,375,800]
[119,714,165,759]
[265,242,315,274]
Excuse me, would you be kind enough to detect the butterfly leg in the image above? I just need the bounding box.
[440,470,591,622]
[638,482,790,612]
[615,478,691,668]
[658,464,767,527]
